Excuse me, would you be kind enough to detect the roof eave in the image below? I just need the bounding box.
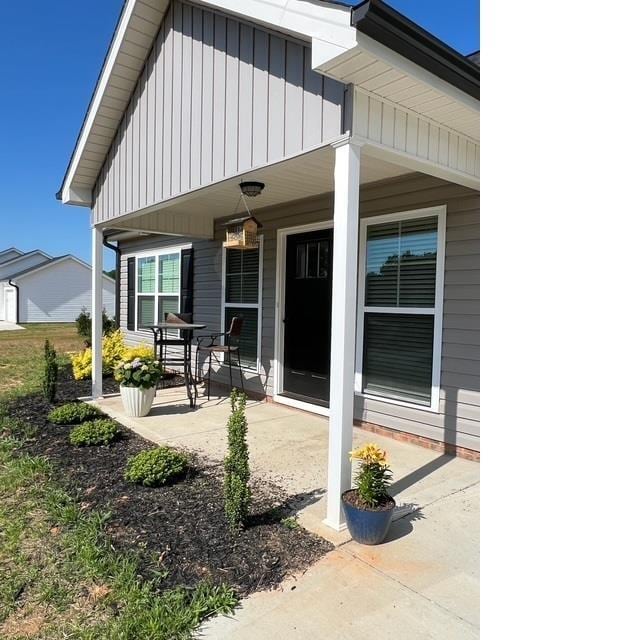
[352,0,479,100]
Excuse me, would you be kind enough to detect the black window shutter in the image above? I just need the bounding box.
[181,248,194,315]
[126,257,136,330]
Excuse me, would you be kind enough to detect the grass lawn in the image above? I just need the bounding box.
[0,324,85,394]
[0,326,239,639]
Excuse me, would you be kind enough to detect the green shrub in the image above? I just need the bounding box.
[223,389,251,530]
[48,403,104,425]
[42,340,58,402]
[124,447,188,487]
[69,419,120,446]
[75,307,92,340]
[76,306,117,342]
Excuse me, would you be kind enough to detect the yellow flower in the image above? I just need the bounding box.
[349,443,389,467]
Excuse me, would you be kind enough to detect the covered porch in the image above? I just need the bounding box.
[93,385,480,637]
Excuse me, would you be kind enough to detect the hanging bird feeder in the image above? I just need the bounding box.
[223,215,262,250]
[223,181,265,250]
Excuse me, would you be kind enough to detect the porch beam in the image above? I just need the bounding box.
[91,226,104,399]
[324,139,361,531]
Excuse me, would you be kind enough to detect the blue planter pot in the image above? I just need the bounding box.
[342,490,396,545]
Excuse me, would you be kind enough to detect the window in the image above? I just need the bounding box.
[222,239,262,371]
[296,240,330,279]
[135,251,180,329]
[357,207,445,408]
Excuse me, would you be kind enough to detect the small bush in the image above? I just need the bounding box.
[224,390,251,531]
[69,419,120,446]
[42,340,58,402]
[75,307,117,342]
[72,330,127,380]
[124,447,189,487]
[48,403,105,425]
[123,345,155,361]
[76,307,91,340]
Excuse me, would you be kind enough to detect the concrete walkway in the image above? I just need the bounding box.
[95,387,479,639]
[0,321,24,331]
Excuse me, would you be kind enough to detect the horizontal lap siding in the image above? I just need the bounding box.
[18,261,115,323]
[117,174,480,451]
[92,0,346,224]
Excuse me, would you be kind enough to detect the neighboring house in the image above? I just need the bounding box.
[59,0,479,530]
[0,247,25,264]
[0,249,115,323]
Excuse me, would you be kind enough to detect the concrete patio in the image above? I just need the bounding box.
[95,386,479,639]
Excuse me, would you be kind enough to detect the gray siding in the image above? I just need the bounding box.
[118,173,480,451]
[93,0,346,224]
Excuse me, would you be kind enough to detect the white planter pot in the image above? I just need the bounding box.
[120,385,156,417]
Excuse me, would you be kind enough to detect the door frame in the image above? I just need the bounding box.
[274,219,333,416]
[3,287,17,324]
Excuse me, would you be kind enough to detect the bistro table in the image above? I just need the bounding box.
[142,322,206,408]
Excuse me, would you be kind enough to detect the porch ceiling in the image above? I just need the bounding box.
[102,145,412,238]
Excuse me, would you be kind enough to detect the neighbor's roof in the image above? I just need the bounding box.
[0,247,24,259]
[0,249,52,270]
[6,254,115,282]
[58,0,479,207]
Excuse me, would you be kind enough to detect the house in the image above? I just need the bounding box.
[0,248,115,324]
[58,0,479,530]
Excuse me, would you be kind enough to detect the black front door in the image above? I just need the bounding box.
[283,229,333,405]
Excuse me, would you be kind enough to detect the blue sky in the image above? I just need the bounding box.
[0,1,478,271]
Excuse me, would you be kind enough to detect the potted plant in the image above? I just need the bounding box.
[114,356,162,417]
[342,443,395,545]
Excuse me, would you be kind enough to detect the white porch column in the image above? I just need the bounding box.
[324,139,361,531]
[91,225,104,399]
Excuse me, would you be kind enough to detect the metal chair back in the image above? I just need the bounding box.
[165,312,193,325]
[227,316,243,339]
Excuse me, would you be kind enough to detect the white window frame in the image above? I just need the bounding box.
[133,244,191,332]
[355,205,446,413]
[220,236,264,374]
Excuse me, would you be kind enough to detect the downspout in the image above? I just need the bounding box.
[7,280,19,324]
[102,236,120,329]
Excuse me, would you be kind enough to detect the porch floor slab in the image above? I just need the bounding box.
[93,386,479,639]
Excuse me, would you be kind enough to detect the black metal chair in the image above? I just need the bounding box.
[150,312,196,396]
[196,316,245,399]
[153,312,193,365]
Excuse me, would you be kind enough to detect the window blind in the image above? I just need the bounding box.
[225,248,259,304]
[363,313,434,404]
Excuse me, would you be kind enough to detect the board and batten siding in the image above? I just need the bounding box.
[353,89,480,184]
[118,173,479,451]
[93,0,347,225]
[16,260,115,323]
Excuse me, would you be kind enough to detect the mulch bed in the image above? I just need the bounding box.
[3,366,333,596]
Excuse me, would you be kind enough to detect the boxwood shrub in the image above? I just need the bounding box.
[69,419,120,447]
[48,402,104,425]
[124,447,189,487]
